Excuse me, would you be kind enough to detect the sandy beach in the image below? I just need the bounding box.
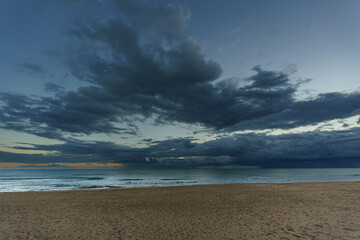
[0,182,359,240]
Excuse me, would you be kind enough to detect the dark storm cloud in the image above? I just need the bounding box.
[1,1,360,142]
[0,90,137,140]
[64,10,299,129]
[229,91,360,131]
[15,62,46,74]
[246,129,360,167]
[64,2,360,131]
[9,126,360,168]
[144,128,360,167]
[142,134,267,166]
[133,128,360,167]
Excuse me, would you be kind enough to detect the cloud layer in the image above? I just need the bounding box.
[6,126,360,168]
[1,1,360,168]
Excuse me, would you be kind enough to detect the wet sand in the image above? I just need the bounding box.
[1,182,360,239]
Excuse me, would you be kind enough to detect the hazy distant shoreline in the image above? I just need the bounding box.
[1,182,359,239]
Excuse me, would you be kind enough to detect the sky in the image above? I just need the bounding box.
[0,0,360,168]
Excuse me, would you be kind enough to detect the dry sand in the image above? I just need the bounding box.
[0,182,360,239]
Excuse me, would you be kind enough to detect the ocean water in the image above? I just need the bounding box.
[1,168,360,192]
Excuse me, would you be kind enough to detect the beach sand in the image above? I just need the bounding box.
[1,182,360,239]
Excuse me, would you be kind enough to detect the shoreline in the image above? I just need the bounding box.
[1,182,360,239]
[1,180,360,194]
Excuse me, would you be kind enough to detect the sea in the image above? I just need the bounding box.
[1,168,360,192]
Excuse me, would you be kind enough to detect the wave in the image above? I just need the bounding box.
[119,178,144,181]
[160,178,187,181]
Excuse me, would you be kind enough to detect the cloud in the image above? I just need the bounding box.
[0,90,137,140]
[44,82,65,92]
[229,91,360,131]
[0,0,359,158]
[62,5,360,132]
[11,139,152,166]
[145,128,360,167]
[60,6,305,130]
[15,62,46,74]
[141,128,360,167]
[3,60,357,140]
[7,126,360,168]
